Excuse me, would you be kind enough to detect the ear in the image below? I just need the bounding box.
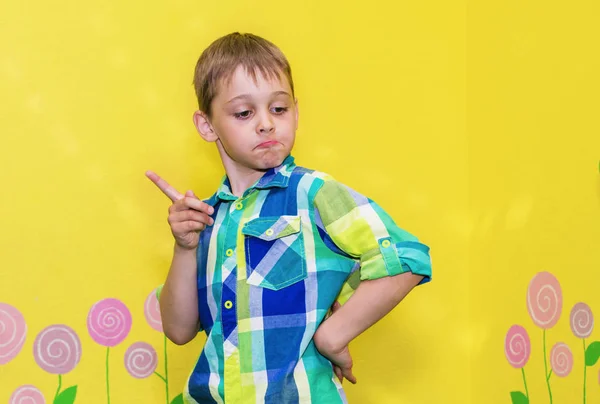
[193,110,218,142]
[294,98,299,131]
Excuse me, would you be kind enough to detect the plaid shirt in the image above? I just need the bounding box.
[174,155,431,404]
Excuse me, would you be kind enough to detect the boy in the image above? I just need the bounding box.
[146,32,431,404]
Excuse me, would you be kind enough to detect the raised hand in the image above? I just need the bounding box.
[145,170,214,250]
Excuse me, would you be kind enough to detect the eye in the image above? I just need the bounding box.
[233,110,252,120]
[271,107,288,115]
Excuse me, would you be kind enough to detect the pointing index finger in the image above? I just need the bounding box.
[145,170,184,202]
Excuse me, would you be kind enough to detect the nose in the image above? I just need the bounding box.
[257,110,275,135]
[259,125,274,134]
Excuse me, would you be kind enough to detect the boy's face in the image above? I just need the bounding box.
[195,64,298,172]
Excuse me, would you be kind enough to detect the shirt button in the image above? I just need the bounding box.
[235,202,244,210]
[381,240,391,248]
[265,228,274,236]
[224,300,233,309]
[225,248,234,257]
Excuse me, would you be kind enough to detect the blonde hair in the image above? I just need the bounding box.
[193,32,295,117]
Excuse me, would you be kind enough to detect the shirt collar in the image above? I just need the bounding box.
[209,155,296,204]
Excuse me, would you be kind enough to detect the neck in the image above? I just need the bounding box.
[216,141,265,197]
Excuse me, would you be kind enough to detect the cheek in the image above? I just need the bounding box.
[216,120,244,140]
[279,112,296,127]
[282,117,297,136]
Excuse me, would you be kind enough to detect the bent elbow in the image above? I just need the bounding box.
[164,328,194,346]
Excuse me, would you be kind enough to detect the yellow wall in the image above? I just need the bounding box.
[0,0,597,403]
[469,1,600,403]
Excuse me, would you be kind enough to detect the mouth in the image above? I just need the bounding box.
[255,140,280,149]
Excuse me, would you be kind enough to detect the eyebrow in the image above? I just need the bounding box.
[226,91,291,104]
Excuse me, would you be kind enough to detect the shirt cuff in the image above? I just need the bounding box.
[359,238,432,284]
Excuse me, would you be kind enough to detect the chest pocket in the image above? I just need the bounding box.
[241,215,307,291]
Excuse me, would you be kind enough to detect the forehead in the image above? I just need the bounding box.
[216,65,292,99]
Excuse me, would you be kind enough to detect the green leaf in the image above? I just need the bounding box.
[510,391,528,404]
[170,394,184,404]
[54,385,77,404]
[585,341,600,366]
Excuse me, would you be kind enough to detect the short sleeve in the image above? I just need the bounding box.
[313,179,432,284]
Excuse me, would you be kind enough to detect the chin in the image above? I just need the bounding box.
[253,149,287,170]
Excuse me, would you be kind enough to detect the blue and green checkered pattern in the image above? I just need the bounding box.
[176,155,431,403]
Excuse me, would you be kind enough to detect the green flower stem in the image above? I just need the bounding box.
[106,346,111,404]
[583,338,587,404]
[544,329,553,404]
[55,374,62,401]
[154,371,167,383]
[521,367,529,400]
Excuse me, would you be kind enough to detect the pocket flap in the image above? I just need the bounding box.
[242,216,301,241]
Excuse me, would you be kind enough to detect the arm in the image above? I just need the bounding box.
[312,179,432,382]
[314,272,423,353]
[159,244,201,345]
[145,170,214,345]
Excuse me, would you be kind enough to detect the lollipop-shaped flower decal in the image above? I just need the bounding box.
[527,271,562,403]
[88,298,132,404]
[33,324,81,403]
[571,302,598,404]
[505,325,531,368]
[88,298,132,347]
[9,385,46,404]
[571,303,594,339]
[145,287,163,333]
[550,342,573,377]
[124,342,158,378]
[34,325,81,374]
[527,271,563,329]
[0,303,27,365]
[505,325,530,401]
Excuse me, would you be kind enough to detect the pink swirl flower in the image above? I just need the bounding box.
[33,325,81,374]
[144,289,163,333]
[550,342,573,377]
[0,303,27,365]
[9,385,46,404]
[87,298,132,347]
[527,272,563,329]
[504,325,531,368]
[570,302,594,338]
[124,342,158,378]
